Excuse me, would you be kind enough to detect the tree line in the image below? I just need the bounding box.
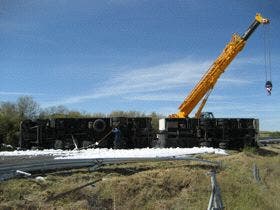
[0,96,163,147]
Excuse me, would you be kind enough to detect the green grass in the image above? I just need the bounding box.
[259,131,280,139]
[0,145,280,209]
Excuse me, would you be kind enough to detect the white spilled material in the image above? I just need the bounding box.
[0,147,227,159]
[0,149,69,157]
[35,176,46,182]
[16,170,31,177]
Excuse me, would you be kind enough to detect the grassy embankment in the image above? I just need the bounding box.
[0,145,279,210]
[259,131,280,139]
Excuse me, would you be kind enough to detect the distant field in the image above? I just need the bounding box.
[0,145,279,210]
[259,131,280,139]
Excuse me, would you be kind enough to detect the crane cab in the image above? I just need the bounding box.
[200,112,214,119]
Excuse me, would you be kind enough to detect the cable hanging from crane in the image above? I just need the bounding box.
[263,23,272,95]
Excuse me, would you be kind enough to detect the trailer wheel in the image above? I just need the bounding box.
[82,140,93,148]
[93,119,106,132]
[200,141,211,147]
[54,140,63,150]
[219,142,228,149]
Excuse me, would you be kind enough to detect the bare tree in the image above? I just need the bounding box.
[17,96,40,120]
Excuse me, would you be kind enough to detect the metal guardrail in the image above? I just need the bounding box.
[0,156,219,182]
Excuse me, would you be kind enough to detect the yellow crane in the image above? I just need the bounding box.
[170,13,269,119]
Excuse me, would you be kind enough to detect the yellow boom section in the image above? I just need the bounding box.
[170,13,269,119]
[172,34,245,118]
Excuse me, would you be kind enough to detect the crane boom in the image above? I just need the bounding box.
[170,13,269,119]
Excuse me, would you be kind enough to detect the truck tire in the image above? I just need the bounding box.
[82,140,93,148]
[200,141,211,147]
[54,140,63,150]
[219,142,228,149]
[93,119,106,132]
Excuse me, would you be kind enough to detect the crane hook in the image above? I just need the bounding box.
[265,80,272,95]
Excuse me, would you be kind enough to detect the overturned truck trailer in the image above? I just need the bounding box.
[19,117,154,149]
[158,117,259,149]
[19,117,259,150]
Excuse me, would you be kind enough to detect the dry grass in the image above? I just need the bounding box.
[0,145,279,210]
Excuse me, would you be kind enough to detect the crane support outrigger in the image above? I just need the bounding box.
[170,13,269,119]
[158,14,270,149]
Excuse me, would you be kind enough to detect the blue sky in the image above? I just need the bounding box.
[0,0,279,131]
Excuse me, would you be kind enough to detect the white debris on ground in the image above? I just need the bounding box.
[0,147,227,159]
[35,176,46,182]
[0,149,71,157]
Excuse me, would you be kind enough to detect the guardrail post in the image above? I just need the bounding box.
[207,170,224,210]
[252,163,261,183]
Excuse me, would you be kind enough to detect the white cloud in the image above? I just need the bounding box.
[124,94,184,102]
[44,58,255,107]
[218,78,252,84]
[43,59,208,106]
[124,93,227,102]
